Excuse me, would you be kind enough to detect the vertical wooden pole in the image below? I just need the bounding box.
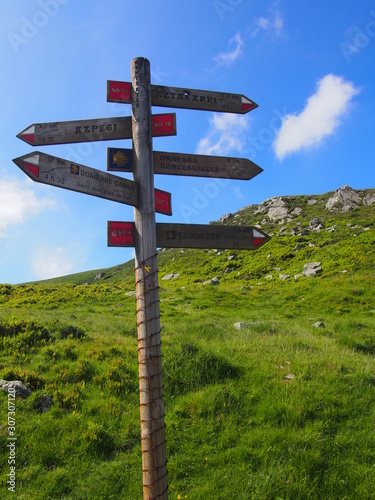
[131,57,168,499]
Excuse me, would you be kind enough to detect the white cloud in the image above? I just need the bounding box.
[273,74,360,161]
[251,9,284,37]
[0,179,55,237]
[31,244,87,281]
[214,32,243,67]
[196,114,250,156]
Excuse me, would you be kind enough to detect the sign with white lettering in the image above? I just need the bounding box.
[107,80,258,114]
[108,222,270,250]
[17,113,176,146]
[13,152,172,215]
[107,148,262,180]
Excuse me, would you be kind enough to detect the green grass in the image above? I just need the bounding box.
[0,189,374,499]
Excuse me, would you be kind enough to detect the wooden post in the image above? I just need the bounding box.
[131,57,168,499]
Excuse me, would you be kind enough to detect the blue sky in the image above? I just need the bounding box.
[1,0,374,284]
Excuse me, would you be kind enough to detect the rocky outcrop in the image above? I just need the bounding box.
[267,197,288,221]
[326,185,362,212]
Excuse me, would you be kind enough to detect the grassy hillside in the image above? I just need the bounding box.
[1,187,374,499]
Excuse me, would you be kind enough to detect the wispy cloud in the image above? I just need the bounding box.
[31,243,87,281]
[273,74,360,161]
[197,113,250,156]
[250,8,284,38]
[0,180,55,237]
[214,32,244,67]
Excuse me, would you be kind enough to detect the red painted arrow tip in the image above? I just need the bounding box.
[17,125,36,145]
[23,162,40,178]
[253,237,265,248]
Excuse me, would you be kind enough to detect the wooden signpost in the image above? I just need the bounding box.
[107,80,258,114]
[17,113,176,146]
[107,147,263,180]
[15,56,268,500]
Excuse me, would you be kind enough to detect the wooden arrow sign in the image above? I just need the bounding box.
[107,147,262,180]
[107,80,258,114]
[17,113,176,146]
[13,152,172,215]
[108,221,270,250]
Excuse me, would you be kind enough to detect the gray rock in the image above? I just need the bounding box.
[35,394,53,413]
[219,213,232,223]
[303,262,322,276]
[267,197,288,220]
[0,380,31,399]
[307,198,317,205]
[326,185,362,212]
[126,291,136,297]
[294,274,304,280]
[204,277,220,285]
[279,274,291,280]
[363,193,375,206]
[162,273,180,281]
[291,207,303,216]
[234,322,247,330]
[313,321,325,328]
[95,273,105,280]
[309,218,325,231]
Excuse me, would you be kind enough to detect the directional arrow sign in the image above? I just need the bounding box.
[17,113,176,146]
[13,152,172,215]
[107,147,262,180]
[107,80,258,114]
[108,222,270,250]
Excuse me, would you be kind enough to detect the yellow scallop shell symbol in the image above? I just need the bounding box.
[113,151,128,168]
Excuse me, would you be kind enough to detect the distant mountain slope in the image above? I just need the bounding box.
[24,186,375,287]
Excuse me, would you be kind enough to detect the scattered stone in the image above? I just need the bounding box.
[309,218,325,231]
[313,321,325,328]
[295,243,306,250]
[240,286,250,291]
[126,291,136,297]
[294,274,304,281]
[0,380,31,399]
[34,394,53,413]
[341,270,348,273]
[204,277,220,285]
[283,373,296,381]
[95,273,105,280]
[234,322,248,330]
[274,267,281,271]
[279,274,291,280]
[234,322,258,330]
[307,198,317,205]
[291,207,302,216]
[303,262,322,277]
[218,213,232,223]
[162,273,180,281]
[326,185,362,212]
[227,255,237,261]
[265,274,273,279]
[363,193,375,206]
